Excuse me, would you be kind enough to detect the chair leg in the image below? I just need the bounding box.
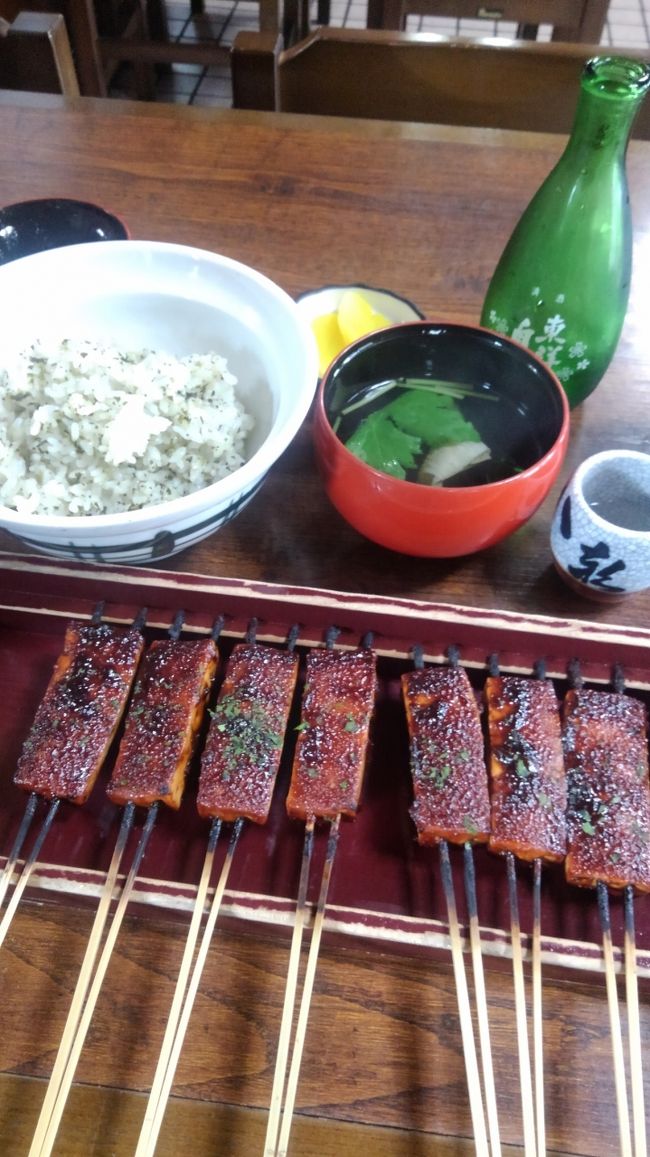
[317,0,330,23]
[191,0,205,15]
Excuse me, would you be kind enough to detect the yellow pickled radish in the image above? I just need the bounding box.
[311,312,345,377]
[337,288,391,345]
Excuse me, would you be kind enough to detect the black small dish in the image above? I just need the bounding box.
[0,198,129,265]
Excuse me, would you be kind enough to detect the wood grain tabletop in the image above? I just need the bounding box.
[0,91,649,1156]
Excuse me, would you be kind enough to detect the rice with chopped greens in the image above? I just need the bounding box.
[0,338,254,516]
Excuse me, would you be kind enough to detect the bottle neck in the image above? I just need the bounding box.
[564,89,642,162]
[563,57,650,162]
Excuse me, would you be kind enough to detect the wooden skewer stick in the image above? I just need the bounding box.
[625,887,646,1157]
[0,791,39,911]
[624,886,646,1157]
[506,851,537,1157]
[134,816,222,1155]
[0,797,61,950]
[263,816,316,1157]
[135,817,243,1157]
[439,840,490,1157]
[31,803,159,1157]
[276,814,341,1157]
[27,803,136,1157]
[463,842,502,1157]
[597,881,633,1157]
[532,857,546,1157]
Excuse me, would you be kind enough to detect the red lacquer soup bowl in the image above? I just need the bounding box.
[313,321,570,558]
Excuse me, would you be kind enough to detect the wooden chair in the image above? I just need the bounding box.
[0,0,279,99]
[0,10,79,94]
[366,0,609,43]
[231,28,650,138]
[0,0,159,95]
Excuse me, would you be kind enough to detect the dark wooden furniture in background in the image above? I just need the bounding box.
[232,28,650,136]
[367,0,610,42]
[0,0,280,98]
[0,90,649,1156]
[0,10,79,93]
[0,0,157,94]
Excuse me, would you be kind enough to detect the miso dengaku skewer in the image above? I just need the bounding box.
[0,618,144,948]
[402,660,493,1157]
[563,687,650,893]
[563,683,650,1157]
[266,642,377,1157]
[32,621,219,1157]
[485,670,567,1157]
[285,644,378,820]
[136,637,301,1157]
[402,662,490,847]
[106,635,219,809]
[485,673,566,864]
[485,662,564,1157]
[197,640,301,823]
[0,601,116,903]
[14,619,145,804]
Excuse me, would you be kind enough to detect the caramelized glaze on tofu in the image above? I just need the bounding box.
[106,637,218,809]
[197,643,299,823]
[402,665,489,846]
[14,621,144,804]
[486,675,566,862]
[563,688,650,892]
[286,647,377,821]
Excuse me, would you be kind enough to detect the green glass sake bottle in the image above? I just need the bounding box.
[481,56,650,408]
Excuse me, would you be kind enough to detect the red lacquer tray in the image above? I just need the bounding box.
[1,552,649,980]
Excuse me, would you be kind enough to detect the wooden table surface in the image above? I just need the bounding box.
[0,90,649,1156]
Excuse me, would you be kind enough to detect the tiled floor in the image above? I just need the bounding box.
[110,0,650,106]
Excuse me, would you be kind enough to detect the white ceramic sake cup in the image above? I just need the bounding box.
[550,449,650,600]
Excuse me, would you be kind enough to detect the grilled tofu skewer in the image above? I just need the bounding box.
[402,652,493,1157]
[265,637,377,1157]
[136,628,301,1157]
[0,611,145,949]
[485,659,567,1157]
[563,668,650,1157]
[31,613,218,1157]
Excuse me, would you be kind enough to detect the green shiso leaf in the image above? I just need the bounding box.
[344,411,422,480]
[383,390,482,450]
[343,387,483,479]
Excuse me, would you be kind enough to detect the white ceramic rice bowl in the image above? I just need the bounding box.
[0,240,318,563]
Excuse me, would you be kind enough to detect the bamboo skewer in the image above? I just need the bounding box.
[532,857,546,1157]
[506,851,538,1157]
[275,814,341,1157]
[624,886,646,1157]
[138,619,299,1155]
[264,816,316,1157]
[611,661,646,1157]
[598,882,633,1157]
[30,803,159,1157]
[27,803,136,1157]
[0,791,39,911]
[463,842,502,1157]
[439,839,490,1157]
[133,815,222,1155]
[136,817,243,1157]
[0,797,61,950]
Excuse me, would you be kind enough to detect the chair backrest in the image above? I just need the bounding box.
[231,28,650,138]
[0,9,79,94]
